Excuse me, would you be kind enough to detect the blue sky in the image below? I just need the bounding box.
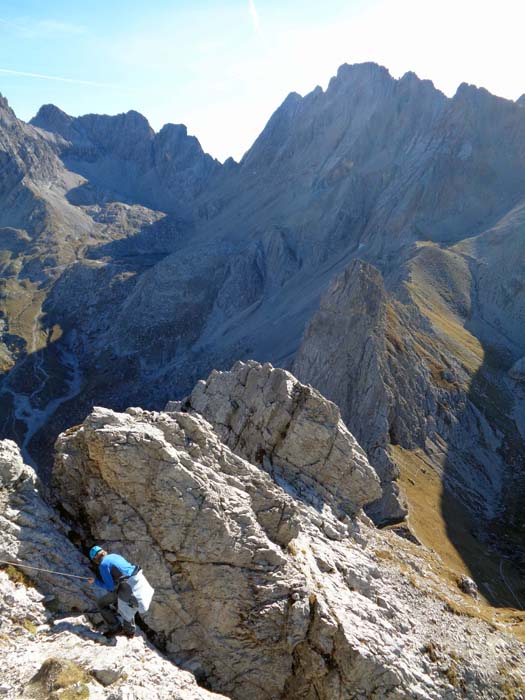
[1,0,524,162]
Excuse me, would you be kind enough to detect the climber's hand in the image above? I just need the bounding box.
[88,577,95,584]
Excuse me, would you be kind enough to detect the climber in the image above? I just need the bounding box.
[88,545,154,637]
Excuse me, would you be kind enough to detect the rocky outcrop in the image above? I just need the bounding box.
[51,370,525,700]
[53,403,311,698]
[0,570,228,700]
[0,422,228,699]
[186,360,381,516]
[0,440,93,612]
[293,261,407,522]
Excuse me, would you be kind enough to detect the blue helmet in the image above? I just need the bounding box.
[89,545,103,561]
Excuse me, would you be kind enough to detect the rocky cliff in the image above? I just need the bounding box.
[31,104,221,217]
[2,364,524,699]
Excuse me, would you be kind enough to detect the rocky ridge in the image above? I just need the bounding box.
[2,62,525,602]
[31,103,221,217]
[41,363,525,700]
[1,363,525,697]
[185,360,381,516]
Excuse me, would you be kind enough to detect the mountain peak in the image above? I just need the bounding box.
[158,122,188,139]
[0,92,16,123]
[329,62,392,89]
[454,81,493,101]
[337,61,391,79]
[30,103,73,134]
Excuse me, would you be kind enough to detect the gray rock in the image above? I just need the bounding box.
[0,439,26,487]
[509,357,525,381]
[50,373,525,700]
[189,360,382,515]
[0,571,227,700]
[457,575,479,598]
[0,440,93,612]
[92,667,124,687]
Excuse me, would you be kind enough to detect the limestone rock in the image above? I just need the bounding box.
[92,666,124,687]
[457,575,479,599]
[188,360,382,515]
[54,405,307,697]
[0,439,26,486]
[51,383,525,700]
[0,440,93,612]
[0,571,227,700]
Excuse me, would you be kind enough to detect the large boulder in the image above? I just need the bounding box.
[187,360,382,516]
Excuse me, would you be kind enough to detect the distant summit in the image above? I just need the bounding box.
[29,104,220,214]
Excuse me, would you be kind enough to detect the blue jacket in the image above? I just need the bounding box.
[94,553,137,592]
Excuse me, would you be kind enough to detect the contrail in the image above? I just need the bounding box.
[0,67,115,88]
[248,0,261,34]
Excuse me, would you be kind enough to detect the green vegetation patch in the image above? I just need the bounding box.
[26,657,91,699]
[2,564,35,588]
[22,618,38,634]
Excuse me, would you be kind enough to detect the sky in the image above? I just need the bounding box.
[1,0,525,162]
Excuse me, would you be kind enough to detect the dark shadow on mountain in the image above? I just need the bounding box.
[84,213,193,264]
[441,345,525,608]
[65,180,136,208]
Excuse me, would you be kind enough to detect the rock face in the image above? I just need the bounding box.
[51,366,525,700]
[293,261,405,522]
[187,360,381,516]
[0,440,93,613]
[0,421,227,699]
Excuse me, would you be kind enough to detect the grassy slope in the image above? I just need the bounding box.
[385,242,525,639]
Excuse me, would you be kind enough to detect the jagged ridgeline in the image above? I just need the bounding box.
[1,62,525,612]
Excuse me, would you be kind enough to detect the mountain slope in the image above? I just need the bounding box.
[1,64,525,603]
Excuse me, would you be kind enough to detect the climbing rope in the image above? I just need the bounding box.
[0,559,92,581]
